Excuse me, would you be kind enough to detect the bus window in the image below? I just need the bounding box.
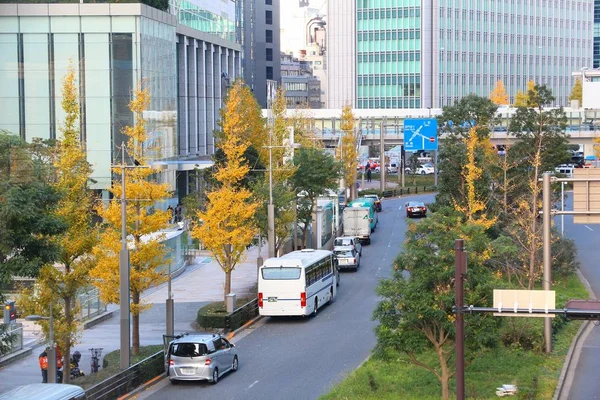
[261,267,301,280]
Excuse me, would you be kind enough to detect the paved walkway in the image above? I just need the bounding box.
[0,245,262,393]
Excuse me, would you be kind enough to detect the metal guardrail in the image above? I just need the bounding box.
[225,299,259,332]
[78,288,106,322]
[2,323,23,354]
[85,350,165,400]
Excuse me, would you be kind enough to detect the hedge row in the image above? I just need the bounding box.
[196,298,258,332]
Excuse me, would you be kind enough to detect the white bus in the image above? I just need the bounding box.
[258,249,339,317]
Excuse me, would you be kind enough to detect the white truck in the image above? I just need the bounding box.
[343,207,372,245]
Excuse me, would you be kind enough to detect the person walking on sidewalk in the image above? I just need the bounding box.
[39,349,48,383]
[366,166,372,182]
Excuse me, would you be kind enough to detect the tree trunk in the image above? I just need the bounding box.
[224,269,232,300]
[63,296,72,384]
[132,291,140,355]
[436,345,451,400]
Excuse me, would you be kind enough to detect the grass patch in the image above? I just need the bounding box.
[73,345,163,390]
[320,275,587,400]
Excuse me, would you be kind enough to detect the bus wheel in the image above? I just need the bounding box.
[313,298,318,316]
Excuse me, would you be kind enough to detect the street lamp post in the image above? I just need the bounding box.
[116,142,167,369]
[25,308,55,383]
[265,142,301,259]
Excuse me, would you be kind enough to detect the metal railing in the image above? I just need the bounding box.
[225,299,258,332]
[77,288,106,322]
[85,350,165,400]
[3,323,23,354]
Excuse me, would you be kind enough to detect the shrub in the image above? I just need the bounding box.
[499,318,544,352]
[196,297,258,332]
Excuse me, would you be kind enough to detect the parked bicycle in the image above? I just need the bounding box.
[89,348,103,374]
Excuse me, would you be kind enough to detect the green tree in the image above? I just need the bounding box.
[19,64,98,382]
[508,84,570,288]
[569,78,583,103]
[373,208,500,400]
[92,84,171,355]
[406,152,421,186]
[191,81,259,302]
[438,94,499,138]
[290,148,341,246]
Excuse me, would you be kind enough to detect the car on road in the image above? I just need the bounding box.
[405,164,435,175]
[334,236,362,255]
[334,246,360,270]
[363,194,382,212]
[405,201,427,218]
[167,333,238,385]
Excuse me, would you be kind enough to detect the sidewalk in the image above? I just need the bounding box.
[0,244,261,394]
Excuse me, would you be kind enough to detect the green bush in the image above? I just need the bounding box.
[499,318,544,352]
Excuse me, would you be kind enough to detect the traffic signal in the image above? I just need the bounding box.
[3,301,16,324]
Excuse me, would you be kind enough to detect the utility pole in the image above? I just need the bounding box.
[542,172,552,353]
[380,121,386,192]
[455,239,466,400]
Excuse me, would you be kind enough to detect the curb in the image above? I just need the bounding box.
[117,373,166,400]
[0,347,33,368]
[552,268,597,400]
[226,314,263,340]
[83,310,115,329]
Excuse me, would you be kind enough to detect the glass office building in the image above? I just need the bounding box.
[328,0,593,109]
[174,0,237,42]
[0,3,242,199]
[595,0,600,68]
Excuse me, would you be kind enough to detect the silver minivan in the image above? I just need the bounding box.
[167,333,238,384]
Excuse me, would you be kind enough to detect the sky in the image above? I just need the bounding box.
[280,0,326,55]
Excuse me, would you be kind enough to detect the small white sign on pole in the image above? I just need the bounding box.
[492,289,556,318]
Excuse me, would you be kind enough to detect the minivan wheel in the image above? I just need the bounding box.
[170,379,179,385]
[232,356,239,372]
[212,368,219,384]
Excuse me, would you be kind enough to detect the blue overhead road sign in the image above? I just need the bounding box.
[403,118,438,151]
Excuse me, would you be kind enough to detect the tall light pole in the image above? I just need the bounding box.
[265,142,301,259]
[26,307,55,383]
[116,142,167,369]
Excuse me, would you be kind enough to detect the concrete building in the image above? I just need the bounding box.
[327,0,593,109]
[281,52,321,108]
[241,0,281,108]
[0,2,242,200]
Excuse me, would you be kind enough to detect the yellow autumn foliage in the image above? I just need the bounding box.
[338,104,358,189]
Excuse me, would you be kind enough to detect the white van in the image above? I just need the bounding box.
[554,164,574,178]
[0,384,86,400]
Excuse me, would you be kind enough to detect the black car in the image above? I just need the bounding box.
[405,201,427,218]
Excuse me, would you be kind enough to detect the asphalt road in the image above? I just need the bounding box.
[558,192,600,400]
[140,193,436,400]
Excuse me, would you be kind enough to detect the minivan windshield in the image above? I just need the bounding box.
[170,342,208,357]
[334,238,353,246]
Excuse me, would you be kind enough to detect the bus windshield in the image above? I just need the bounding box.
[261,267,301,280]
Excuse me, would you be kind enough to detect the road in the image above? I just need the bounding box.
[140,194,435,400]
[558,192,600,400]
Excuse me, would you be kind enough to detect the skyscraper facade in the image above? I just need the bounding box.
[595,0,600,68]
[241,0,281,108]
[328,0,593,109]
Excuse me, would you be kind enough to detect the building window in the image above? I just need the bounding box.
[266,48,273,61]
[266,0,272,4]
[266,30,273,43]
[266,66,273,80]
[266,10,272,25]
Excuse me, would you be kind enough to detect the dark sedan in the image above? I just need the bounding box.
[405,201,427,218]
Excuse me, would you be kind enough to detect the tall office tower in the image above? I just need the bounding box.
[327,0,593,109]
[241,0,281,108]
[595,0,600,68]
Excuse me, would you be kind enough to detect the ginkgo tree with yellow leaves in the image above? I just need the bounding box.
[338,104,358,199]
[91,84,171,355]
[490,80,509,106]
[19,63,98,382]
[192,80,259,302]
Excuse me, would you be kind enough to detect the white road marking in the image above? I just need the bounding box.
[585,225,594,232]
[247,380,259,390]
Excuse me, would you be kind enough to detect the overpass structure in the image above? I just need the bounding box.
[269,107,600,153]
